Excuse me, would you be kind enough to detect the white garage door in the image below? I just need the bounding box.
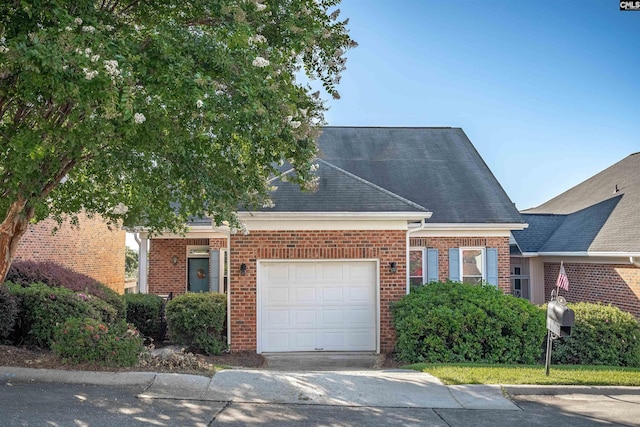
[259,261,377,353]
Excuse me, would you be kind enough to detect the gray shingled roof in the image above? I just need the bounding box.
[517,152,640,253]
[195,126,523,225]
[512,214,567,253]
[313,127,523,223]
[263,159,430,213]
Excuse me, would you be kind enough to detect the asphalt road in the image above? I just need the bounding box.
[1,382,638,426]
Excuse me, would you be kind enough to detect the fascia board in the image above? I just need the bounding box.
[423,222,528,231]
[537,251,640,257]
[237,211,433,221]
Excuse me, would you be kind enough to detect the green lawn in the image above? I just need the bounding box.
[406,363,640,386]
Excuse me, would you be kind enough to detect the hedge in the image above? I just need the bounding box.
[165,292,227,355]
[392,281,547,364]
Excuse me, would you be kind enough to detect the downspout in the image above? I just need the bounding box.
[406,218,428,294]
[134,233,149,294]
[226,230,231,348]
[631,257,640,268]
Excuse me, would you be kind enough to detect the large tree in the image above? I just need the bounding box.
[0,0,355,282]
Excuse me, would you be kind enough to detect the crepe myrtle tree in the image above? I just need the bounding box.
[0,0,356,282]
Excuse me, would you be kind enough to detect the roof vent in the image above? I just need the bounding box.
[614,184,619,194]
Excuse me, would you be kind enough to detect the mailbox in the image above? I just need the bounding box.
[547,300,575,337]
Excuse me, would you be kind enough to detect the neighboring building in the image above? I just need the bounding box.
[137,127,526,354]
[14,212,126,294]
[511,153,640,317]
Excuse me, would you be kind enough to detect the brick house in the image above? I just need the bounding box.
[14,212,126,294]
[136,127,525,353]
[511,153,640,318]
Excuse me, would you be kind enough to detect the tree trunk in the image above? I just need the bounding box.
[0,199,34,284]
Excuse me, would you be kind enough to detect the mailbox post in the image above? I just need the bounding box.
[545,292,575,376]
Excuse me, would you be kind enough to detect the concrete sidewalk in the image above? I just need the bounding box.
[3,365,640,412]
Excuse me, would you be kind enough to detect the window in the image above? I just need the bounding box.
[409,249,424,287]
[461,247,485,284]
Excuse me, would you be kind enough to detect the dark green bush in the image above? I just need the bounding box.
[7,282,101,348]
[166,292,227,355]
[52,317,144,367]
[392,281,547,364]
[6,260,125,321]
[123,293,164,340]
[552,302,640,367]
[0,284,19,340]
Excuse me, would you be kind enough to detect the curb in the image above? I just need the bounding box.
[1,367,157,387]
[503,384,640,396]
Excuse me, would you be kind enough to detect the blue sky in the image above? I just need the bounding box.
[321,0,640,210]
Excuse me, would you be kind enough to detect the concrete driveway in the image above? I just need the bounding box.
[140,369,518,410]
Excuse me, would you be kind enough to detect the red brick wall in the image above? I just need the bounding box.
[410,236,511,293]
[14,212,125,293]
[148,238,210,296]
[148,232,512,353]
[229,230,407,353]
[544,262,640,318]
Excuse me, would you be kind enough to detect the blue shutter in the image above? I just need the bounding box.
[426,249,439,283]
[209,250,220,292]
[449,248,460,282]
[486,248,498,286]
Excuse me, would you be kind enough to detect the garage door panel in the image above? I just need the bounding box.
[267,287,290,303]
[267,264,291,281]
[260,261,376,353]
[346,308,374,326]
[294,287,317,303]
[322,287,344,302]
[348,286,374,303]
[320,309,344,326]
[264,332,290,351]
[347,263,374,280]
[346,330,376,349]
[294,309,317,327]
[266,309,290,326]
[319,263,344,281]
[293,333,317,349]
[294,264,318,281]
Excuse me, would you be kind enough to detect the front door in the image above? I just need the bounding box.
[188,258,209,293]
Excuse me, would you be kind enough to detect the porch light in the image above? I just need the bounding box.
[389,262,397,274]
[240,263,247,276]
[171,255,178,265]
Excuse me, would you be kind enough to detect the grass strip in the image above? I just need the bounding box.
[406,363,640,386]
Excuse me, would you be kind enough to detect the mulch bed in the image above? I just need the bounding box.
[0,344,400,373]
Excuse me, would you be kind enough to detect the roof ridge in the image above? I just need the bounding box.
[316,159,430,212]
[323,125,455,129]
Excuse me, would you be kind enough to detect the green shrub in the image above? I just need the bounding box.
[166,292,227,355]
[552,302,640,367]
[392,281,547,364]
[52,317,144,367]
[0,284,19,340]
[7,282,101,348]
[123,293,164,340]
[6,260,125,321]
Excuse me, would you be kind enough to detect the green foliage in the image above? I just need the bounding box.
[52,317,144,367]
[0,284,19,340]
[392,281,547,364]
[552,302,640,367]
[6,260,125,321]
[0,0,356,267]
[7,282,102,348]
[408,363,640,386]
[166,292,227,355]
[125,247,138,278]
[123,293,164,340]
